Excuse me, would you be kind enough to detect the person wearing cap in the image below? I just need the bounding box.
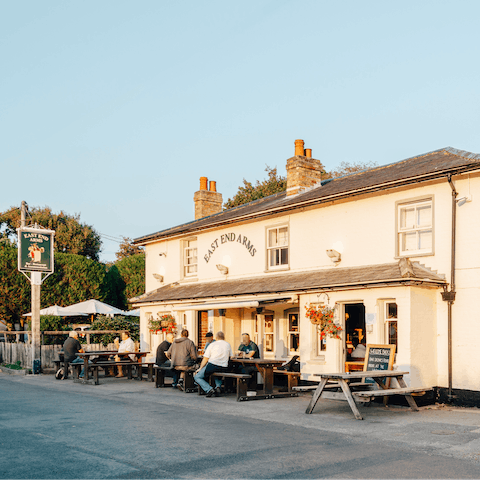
[203,332,215,354]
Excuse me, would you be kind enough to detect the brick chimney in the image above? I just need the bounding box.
[286,139,323,196]
[194,177,223,219]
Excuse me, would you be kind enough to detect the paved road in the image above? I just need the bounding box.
[2,373,480,479]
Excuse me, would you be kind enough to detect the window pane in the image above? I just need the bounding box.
[387,303,397,319]
[280,248,288,265]
[400,207,415,229]
[289,333,299,352]
[265,334,274,352]
[278,227,288,246]
[402,232,417,251]
[268,229,278,247]
[417,205,431,227]
[418,230,432,250]
[388,321,398,347]
[289,314,298,332]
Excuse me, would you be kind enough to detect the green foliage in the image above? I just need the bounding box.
[89,315,139,346]
[0,242,30,324]
[1,361,23,370]
[324,161,378,180]
[115,237,145,260]
[0,205,101,261]
[224,166,287,209]
[115,253,145,302]
[26,315,70,344]
[103,264,127,310]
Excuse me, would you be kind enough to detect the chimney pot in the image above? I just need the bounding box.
[294,139,305,156]
[305,148,312,158]
[200,177,208,191]
[209,181,217,192]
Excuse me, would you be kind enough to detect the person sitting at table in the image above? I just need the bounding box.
[194,331,233,397]
[156,333,174,367]
[203,332,215,353]
[166,329,198,390]
[235,333,259,388]
[115,331,136,378]
[350,338,366,360]
[63,331,89,378]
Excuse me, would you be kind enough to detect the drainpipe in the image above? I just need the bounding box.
[442,174,457,402]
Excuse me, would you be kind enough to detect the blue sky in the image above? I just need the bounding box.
[2,1,479,262]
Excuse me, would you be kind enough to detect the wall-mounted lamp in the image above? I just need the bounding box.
[218,309,226,317]
[457,195,472,207]
[216,264,229,275]
[326,249,341,264]
[152,273,164,282]
[256,307,264,314]
[158,252,167,257]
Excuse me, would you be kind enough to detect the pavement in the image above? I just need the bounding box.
[2,371,480,479]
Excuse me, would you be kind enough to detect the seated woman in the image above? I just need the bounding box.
[350,338,366,361]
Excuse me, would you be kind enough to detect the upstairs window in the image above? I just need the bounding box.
[267,226,289,269]
[183,238,197,277]
[397,199,433,256]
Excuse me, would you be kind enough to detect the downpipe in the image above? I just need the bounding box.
[442,175,457,402]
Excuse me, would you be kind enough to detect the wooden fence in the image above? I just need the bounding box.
[0,330,131,370]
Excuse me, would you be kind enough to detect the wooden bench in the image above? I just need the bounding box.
[87,362,144,385]
[154,366,197,392]
[353,387,433,411]
[273,369,300,392]
[209,372,252,401]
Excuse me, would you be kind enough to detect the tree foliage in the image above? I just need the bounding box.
[115,237,144,260]
[115,253,145,302]
[0,205,101,261]
[224,166,287,209]
[224,161,378,209]
[89,315,139,346]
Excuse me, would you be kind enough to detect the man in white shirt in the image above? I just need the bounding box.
[115,331,136,377]
[194,331,233,397]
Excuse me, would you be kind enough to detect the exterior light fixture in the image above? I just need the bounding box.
[326,249,341,264]
[218,309,226,317]
[152,273,164,282]
[216,264,229,275]
[457,196,472,206]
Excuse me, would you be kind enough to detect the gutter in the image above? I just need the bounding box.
[443,175,458,402]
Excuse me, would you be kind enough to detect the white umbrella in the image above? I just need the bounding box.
[122,309,140,317]
[23,305,88,317]
[62,299,125,316]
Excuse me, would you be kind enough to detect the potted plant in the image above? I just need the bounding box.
[148,314,177,335]
[305,304,342,339]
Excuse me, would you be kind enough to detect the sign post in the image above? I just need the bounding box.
[17,221,55,373]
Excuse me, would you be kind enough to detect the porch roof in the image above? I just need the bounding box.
[130,261,446,306]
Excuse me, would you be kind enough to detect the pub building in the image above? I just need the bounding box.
[131,140,480,405]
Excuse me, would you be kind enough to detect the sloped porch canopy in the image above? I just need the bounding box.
[130,260,446,309]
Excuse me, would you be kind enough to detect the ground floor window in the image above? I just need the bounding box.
[386,302,398,348]
[255,314,275,353]
[288,313,299,354]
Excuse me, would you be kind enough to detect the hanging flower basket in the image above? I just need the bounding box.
[148,314,177,335]
[305,304,342,339]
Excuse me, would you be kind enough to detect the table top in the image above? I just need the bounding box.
[230,358,284,365]
[77,351,149,356]
[313,370,408,380]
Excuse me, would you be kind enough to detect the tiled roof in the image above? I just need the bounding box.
[134,147,480,244]
[131,261,446,305]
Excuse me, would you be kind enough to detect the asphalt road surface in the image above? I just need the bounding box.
[2,374,480,479]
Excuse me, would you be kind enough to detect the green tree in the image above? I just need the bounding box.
[0,205,101,261]
[323,160,378,180]
[115,253,145,302]
[89,315,139,346]
[224,166,287,209]
[115,237,144,260]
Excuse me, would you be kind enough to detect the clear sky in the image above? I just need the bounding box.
[2,1,479,262]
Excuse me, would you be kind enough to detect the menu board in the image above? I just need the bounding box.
[364,344,396,384]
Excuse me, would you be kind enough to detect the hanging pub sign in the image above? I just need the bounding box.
[17,227,55,273]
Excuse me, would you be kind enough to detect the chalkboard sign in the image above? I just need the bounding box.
[364,344,396,384]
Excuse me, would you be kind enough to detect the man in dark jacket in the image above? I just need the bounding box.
[166,329,198,390]
[156,333,173,367]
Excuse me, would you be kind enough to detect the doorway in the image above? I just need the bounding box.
[344,303,366,360]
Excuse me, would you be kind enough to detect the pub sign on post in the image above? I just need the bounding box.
[18,228,55,273]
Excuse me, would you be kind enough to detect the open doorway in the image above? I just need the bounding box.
[344,303,366,362]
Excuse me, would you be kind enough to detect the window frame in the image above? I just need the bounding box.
[182,237,198,278]
[395,196,434,258]
[265,223,290,271]
[385,302,398,350]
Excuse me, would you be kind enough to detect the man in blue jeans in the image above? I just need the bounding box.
[194,331,233,397]
[63,331,90,378]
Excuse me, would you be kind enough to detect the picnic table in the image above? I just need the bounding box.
[230,358,298,400]
[76,351,150,383]
[305,370,431,420]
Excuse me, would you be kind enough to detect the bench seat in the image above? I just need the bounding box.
[273,369,300,392]
[353,387,433,398]
[88,361,145,385]
[210,372,252,401]
[153,366,197,392]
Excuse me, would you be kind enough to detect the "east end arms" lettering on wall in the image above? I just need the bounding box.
[204,233,256,263]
